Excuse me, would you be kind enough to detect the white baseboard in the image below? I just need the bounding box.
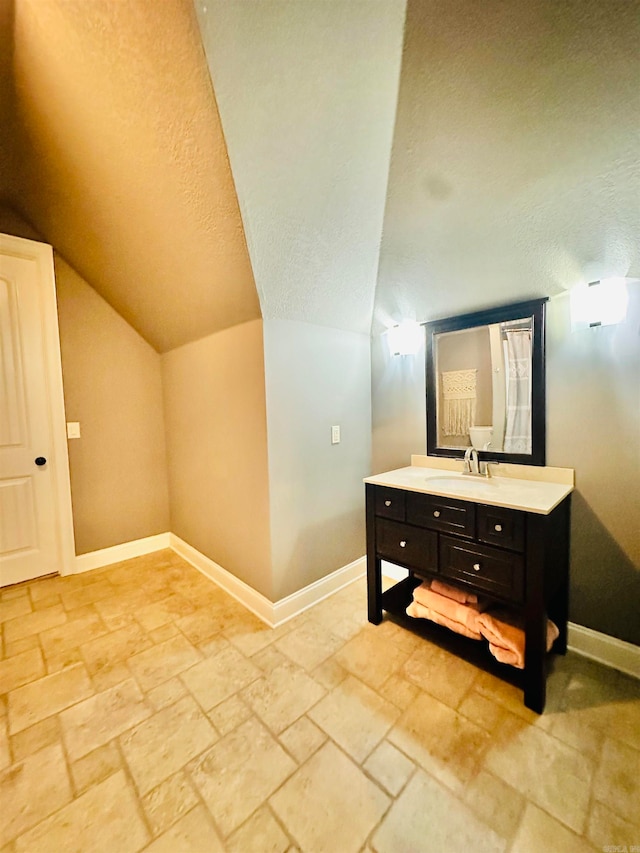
[568,622,640,680]
[169,534,365,628]
[169,534,275,625]
[75,533,171,573]
[272,556,366,627]
[73,531,364,627]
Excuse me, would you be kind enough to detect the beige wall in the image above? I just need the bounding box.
[56,258,170,554]
[0,206,40,241]
[162,320,272,598]
[1,206,171,555]
[371,332,426,476]
[546,289,640,643]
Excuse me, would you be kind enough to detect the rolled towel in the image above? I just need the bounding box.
[428,579,478,605]
[477,608,560,669]
[406,599,483,640]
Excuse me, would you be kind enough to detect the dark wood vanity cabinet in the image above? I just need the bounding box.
[366,483,571,713]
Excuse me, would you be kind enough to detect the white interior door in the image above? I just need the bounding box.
[0,234,75,586]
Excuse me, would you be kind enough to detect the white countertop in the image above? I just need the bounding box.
[364,458,574,515]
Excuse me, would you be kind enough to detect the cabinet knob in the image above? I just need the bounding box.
[494,524,502,532]
[473,562,481,571]
[385,500,392,507]
[433,510,441,518]
[400,540,407,548]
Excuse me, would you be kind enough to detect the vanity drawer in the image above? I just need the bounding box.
[376,519,437,574]
[439,536,524,603]
[477,505,525,552]
[406,492,475,539]
[374,487,406,521]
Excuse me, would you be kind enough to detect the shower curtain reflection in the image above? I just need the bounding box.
[503,330,532,454]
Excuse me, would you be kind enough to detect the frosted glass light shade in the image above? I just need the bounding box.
[570,278,628,330]
[386,321,423,356]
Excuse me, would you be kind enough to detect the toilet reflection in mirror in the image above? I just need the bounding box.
[469,425,493,450]
[435,317,533,454]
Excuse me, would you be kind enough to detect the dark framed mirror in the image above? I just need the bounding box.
[425,298,548,466]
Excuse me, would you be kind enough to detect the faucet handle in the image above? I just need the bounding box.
[478,459,491,477]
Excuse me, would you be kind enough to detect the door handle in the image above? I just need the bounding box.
[35,457,47,466]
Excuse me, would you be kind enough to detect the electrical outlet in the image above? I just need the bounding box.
[331,425,340,444]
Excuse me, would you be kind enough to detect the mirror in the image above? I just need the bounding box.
[425,298,547,466]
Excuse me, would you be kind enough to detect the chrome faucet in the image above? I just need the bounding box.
[463,446,478,475]
[463,446,491,478]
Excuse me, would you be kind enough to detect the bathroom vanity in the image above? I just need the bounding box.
[364,457,573,713]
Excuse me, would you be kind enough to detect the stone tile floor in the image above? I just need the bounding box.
[1,549,639,852]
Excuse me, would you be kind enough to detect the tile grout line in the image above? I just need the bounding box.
[112,737,155,848]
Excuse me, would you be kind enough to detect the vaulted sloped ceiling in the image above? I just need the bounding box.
[6,0,259,353]
[195,0,407,336]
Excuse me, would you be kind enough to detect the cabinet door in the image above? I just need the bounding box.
[374,487,406,521]
[377,519,437,574]
[477,505,524,552]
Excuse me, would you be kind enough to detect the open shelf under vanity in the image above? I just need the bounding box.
[381,574,527,691]
[364,464,573,713]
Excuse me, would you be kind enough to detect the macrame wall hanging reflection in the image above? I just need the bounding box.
[441,368,477,436]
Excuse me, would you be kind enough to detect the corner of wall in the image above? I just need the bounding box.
[161,318,273,598]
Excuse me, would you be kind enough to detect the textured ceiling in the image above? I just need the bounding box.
[8,0,259,352]
[374,0,640,333]
[195,0,407,336]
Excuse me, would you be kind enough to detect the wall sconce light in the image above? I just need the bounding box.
[570,278,629,330]
[386,320,423,356]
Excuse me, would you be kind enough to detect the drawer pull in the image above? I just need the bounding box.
[400,540,407,548]
[433,510,441,518]
[494,524,503,532]
[385,500,392,507]
[473,562,481,571]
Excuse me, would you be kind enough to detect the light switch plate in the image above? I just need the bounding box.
[331,425,340,444]
[66,422,81,439]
